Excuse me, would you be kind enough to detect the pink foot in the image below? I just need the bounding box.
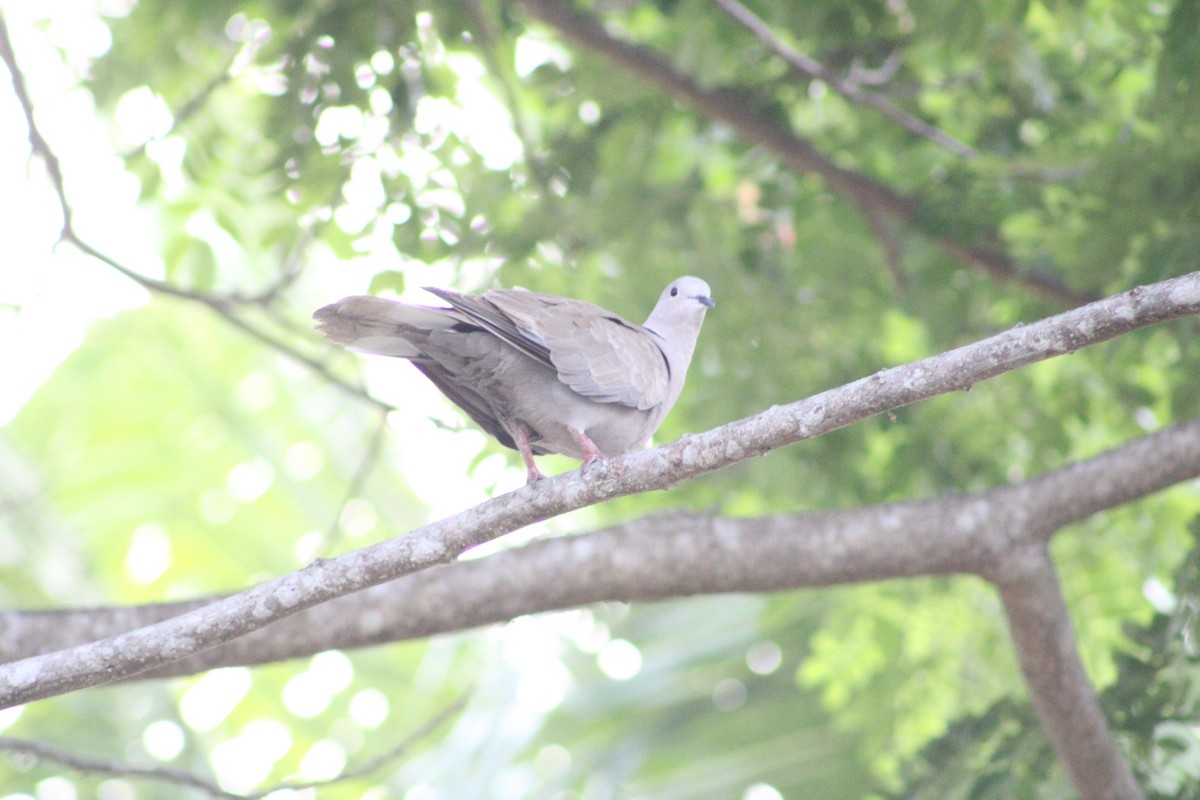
[568,427,606,470]
[511,424,544,484]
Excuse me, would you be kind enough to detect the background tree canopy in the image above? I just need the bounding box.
[1,0,1198,798]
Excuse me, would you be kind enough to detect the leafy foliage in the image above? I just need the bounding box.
[2,0,1199,796]
[894,521,1200,800]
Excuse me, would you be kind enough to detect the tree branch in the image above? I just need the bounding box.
[0,12,391,414]
[709,0,980,158]
[0,689,468,798]
[3,413,1197,673]
[998,547,1143,800]
[516,0,1097,307]
[3,420,1194,800]
[120,59,234,163]
[0,14,72,237]
[0,272,1195,708]
[0,736,239,799]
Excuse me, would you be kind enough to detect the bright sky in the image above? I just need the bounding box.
[0,1,546,501]
[0,0,149,423]
[0,1,526,502]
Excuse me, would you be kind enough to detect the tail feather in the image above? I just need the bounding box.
[313,295,455,358]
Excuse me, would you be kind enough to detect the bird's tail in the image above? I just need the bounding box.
[313,296,455,358]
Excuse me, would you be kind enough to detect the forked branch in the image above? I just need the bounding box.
[0,272,1195,711]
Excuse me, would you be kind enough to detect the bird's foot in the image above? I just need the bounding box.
[512,423,545,485]
[569,427,608,476]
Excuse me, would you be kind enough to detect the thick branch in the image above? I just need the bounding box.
[998,548,1143,800]
[0,272,1196,707]
[3,415,1198,676]
[516,0,1096,307]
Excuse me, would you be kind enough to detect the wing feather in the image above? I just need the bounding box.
[481,290,669,411]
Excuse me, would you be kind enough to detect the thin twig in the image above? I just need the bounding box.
[0,689,471,799]
[248,688,472,797]
[0,736,240,799]
[0,13,73,236]
[457,0,564,218]
[231,229,314,307]
[518,0,1099,308]
[121,58,235,162]
[217,306,394,413]
[73,207,387,413]
[0,12,392,414]
[714,0,1091,187]
[72,229,386,409]
[709,0,979,158]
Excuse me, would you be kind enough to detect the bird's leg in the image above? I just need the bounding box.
[510,423,544,484]
[568,426,606,469]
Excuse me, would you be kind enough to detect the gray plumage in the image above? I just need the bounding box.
[313,276,714,482]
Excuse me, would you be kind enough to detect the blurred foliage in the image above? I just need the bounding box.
[2,0,1200,797]
[893,521,1200,800]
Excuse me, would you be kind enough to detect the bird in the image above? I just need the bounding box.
[313,276,714,483]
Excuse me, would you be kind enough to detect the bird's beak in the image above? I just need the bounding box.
[697,294,715,308]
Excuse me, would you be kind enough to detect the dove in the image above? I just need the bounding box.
[314,276,714,483]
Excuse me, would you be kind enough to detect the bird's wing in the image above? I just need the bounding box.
[427,287,670,411]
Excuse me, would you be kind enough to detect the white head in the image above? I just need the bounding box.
[645,276,715,332]
[641,276,713,420]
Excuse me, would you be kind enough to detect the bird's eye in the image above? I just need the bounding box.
[670,287,678,296]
